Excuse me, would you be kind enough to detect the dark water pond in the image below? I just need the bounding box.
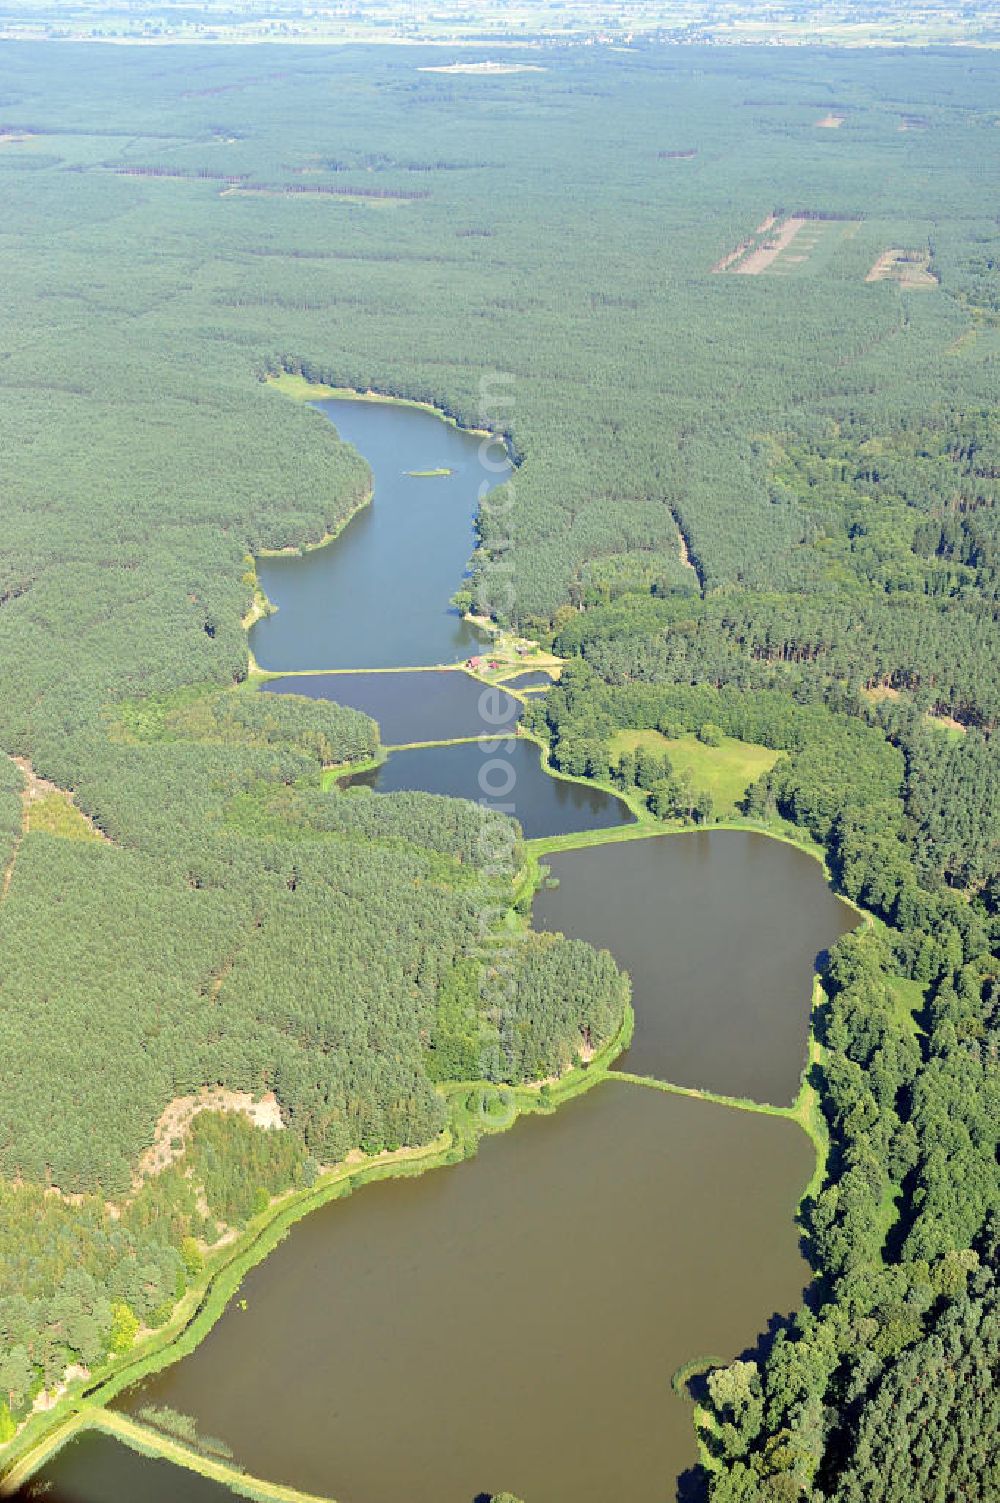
[533,832,857,1104]
[14,1430,234,1503]
[262,668,521,746]
[250,397,511,671]
[498,668,554,690]
[341,738,635,839]
[121,1083,813,1503]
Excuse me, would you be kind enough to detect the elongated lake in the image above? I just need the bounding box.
[251,397,511,671]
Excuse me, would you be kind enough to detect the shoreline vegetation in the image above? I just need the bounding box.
[0,45,992,1502]
[243,372,519,672]
[0,798,836,1500]
[1,382,840,1500]
[265,371,497,439]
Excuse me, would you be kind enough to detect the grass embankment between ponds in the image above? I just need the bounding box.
[6,1406,343,1503]
[0,997,635,1499]
[626,980,831,1458]
[522,808,835,1209]
[381,734,510,753]
[0,1131,450,1495]
[318,735,527,790]
[611,984,830,1212]
[526,811,829,867]
[250,664,466,683]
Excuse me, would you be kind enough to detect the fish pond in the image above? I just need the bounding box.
[26,392,847,1503]
[119,1083,813,1503]
[263,668,521,746]
[534,833,856,1103]
[339,738,635,839]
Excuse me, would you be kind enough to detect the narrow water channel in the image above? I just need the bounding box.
[340,738,635,838]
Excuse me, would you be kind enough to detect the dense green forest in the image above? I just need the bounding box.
[0,38,997,1495]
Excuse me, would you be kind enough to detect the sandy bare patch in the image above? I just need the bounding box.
[419,61,545,75]
[866,249,937,288]
[734,216,808,274]
[815,114,845,128]
[3,755,111,898]
[712,243,748,274]
[136,1088,283,1187]
[712,215,778,273]
[33,1364,90,1414]
[863,684,902,704]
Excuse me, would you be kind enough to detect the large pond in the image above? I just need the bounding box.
[534,833,856,1104]
[251,397,511,671]
[263,668,522,745]
[119,1083,813,1503]
[340,738,635,839]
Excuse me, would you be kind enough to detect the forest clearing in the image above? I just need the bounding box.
[866,248,939,286]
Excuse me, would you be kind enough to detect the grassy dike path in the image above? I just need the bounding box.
[2,1406,343,1503]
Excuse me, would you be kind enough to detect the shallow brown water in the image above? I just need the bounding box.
[533,832,856,1104]
[16,1431,236,1503]
[120,1083,813,1503]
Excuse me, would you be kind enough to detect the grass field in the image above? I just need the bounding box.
[765,217,860,277]
[608,728,782,816]
[888,976,928,1039]
[28,792,104,842]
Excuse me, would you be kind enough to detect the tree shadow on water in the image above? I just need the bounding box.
[676,1466,710,1503]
